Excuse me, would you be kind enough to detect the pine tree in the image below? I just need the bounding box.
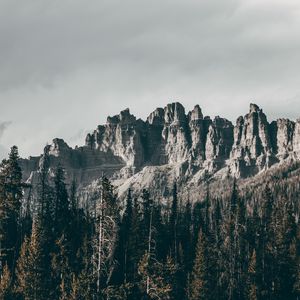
[169,182,178,261]
[0,264,13,299]
[73,234,94,300]
[223,179,239,300]
[247,250,258,300]
[258,185,275,299]
[15,236,30,297]
[0,146,23,271]
[181,197,192,273]
[188,229,208,300]
[236,196,247,299]
[54,165,70,235]
[138,253,178,299]
[93,177,119,297]
[52,233,73,299]
[127,196,144,285]
[274,198,297,299]
[121,188,133,283]
[16,218,51,300]
[51,166,74,299]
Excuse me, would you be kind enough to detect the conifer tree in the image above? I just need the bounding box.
[52,233,73,299]
[0,146,23,271]
[258,185,275,299]
[138,252,178,299]
[247,250,258,300]
[188,229,208,300]
[236,196,247,299]
[121,188,133,283]
[169,182,178,261]
[93,177,119,296]
[74,234,94,300]
[0,264,13,299]
[16,218,51,300]
[128,196,144,285]
[15,236,30,297]
[274,198,297,299]
[53,165,70,235]
[51,166,74,298]
[223,179,239,300]
[181,197,192,273]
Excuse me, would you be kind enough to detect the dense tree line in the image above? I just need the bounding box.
[0,146,299,299]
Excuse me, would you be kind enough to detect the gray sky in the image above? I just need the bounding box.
[1,0,300,159]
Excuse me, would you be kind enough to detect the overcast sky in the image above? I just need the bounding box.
[1,0,300,159]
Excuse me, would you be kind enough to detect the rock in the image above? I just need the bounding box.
[293,119,300,156]
[19,101,300,201]
[94,108,146,169]
[205,117,233,162]
[230,104,274,176]
[188,105,203,121]
[164,102,186,125]
[48,138,71,157]
[188,106,207,163]
[270,119,295,159]
[162,103,190,164]
[147,107,164,126]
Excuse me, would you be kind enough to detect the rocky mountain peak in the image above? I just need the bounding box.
[19,101,300,200]
[189,105,203,122]
[164,102,186,125]
[107,108,136,125]
[147,107,164,125]
[249,103,261,113]
[47,138,71,157]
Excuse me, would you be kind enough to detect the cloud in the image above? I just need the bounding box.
[0,144,9,161]
[0,121,11,160]
[0,0,300,157]
[0,121,11,139]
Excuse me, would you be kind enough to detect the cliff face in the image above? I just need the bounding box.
[20,102,300,195]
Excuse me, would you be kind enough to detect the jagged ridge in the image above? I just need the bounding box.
[20,102,300,197]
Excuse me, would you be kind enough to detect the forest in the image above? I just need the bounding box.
[0,146,299,300]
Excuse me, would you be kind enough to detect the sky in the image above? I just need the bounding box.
[1,0,300,159]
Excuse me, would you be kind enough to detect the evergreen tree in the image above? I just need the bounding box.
[181,197,192,273]
[223,179,239,300]
[128,196,144,285]
[0,146,23,271]
[0,264,13,299]
[138,253,178,299]
[15,236,30,298]
[51,166,74,298]
[169,182,178,261]
[188,229,208,300]
[52,233,73,299]
[93,177,119,297]
[16,218,51,300]
[247,250,258,300]
[53,165,70,235]
[74,234,94,300]
[257,185,275,299]
[236,196,247,299]
[274,198,297,299]
[121,188,133,283]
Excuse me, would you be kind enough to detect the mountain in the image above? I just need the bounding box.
[19,102,300,200]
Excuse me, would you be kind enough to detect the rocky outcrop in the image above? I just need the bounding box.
[161,103,190,164]
[86,108,146,172]
[229,104,275,176]
[20,138,125,187]
[270,119,295,159]
[188,105,207,164]
[205,117,233,162]
[20,102,300,196]
[293,119,300,156]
